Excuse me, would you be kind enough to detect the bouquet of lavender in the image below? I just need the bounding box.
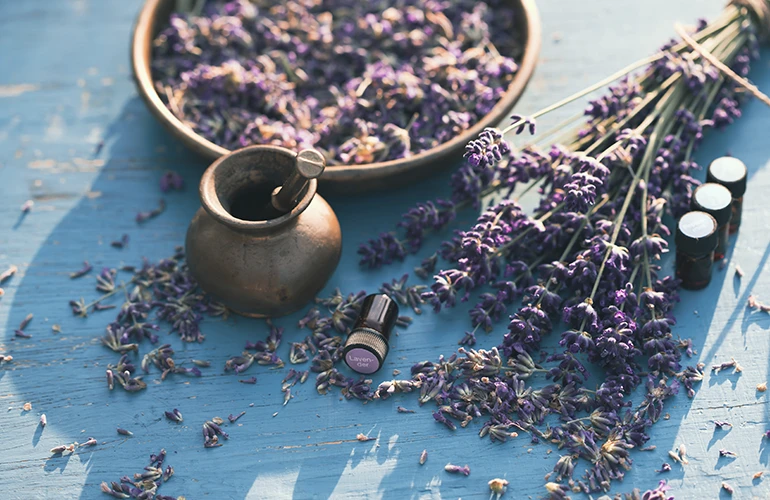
[356,1,770,496]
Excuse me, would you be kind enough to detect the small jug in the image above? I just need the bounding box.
[186,145,342,317]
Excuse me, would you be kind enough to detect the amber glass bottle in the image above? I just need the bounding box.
[676,211,718,290]
[691,183,732,261]
[707,156,747,234]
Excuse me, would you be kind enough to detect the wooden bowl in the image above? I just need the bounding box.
[131,0,541,193]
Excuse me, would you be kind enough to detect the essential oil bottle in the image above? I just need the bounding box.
[707,156,747,234]
[342,294,398,374]
[691,183,732,261]
[676,211,718,290]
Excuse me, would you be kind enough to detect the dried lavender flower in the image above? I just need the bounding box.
[239,377,257,384]
[18,313,33,331]
[151,1,521,165]
[356,433,375,442]
[111,234,129,249]
[159,171,184,192]
[397,406,415,414]
[419,449,428,465]
[50,444,72,455]
[228,412,246,423]
[80,437,98,447]
[202,419,229,448]
[116,428,133,436]
[444,464,470,476]
[164,409,183,423]
[667,450,681,464]
[712,358,740,374]
[719,449,737,458]
[0,265,17,284]
[721,481,734,494]
[20,200,33,213]
[735,264,744,278]
[39,414,46,428]
[191,359,211,367]
[656,463,671,473]
[678,443,689,464]
[488,478,508,496]
[70,261,93,279]
[136,199,166,224]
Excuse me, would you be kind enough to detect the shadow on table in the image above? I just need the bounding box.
[2,94,469,499]
[5,52,770,499]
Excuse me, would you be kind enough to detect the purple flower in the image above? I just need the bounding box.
[159,171,184,192]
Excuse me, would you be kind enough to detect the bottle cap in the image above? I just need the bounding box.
[691,183,732,226]
[707,157,747,198]
[342,294,398,374]
[676,211,718,255]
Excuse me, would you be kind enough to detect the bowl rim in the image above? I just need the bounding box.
[131,0,542,186]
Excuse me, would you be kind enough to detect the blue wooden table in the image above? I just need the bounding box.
[2,1,770,498]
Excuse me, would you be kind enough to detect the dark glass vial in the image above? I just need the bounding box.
[342,294,399,374]
[675,211,718,290]
[691,183,732,261]
[707,156,747,234]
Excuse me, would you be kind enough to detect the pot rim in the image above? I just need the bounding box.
[199,145,316,233]
[131,0,542,190]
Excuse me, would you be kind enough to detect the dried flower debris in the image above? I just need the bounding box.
[202,419,229,448]
[748,295,770,312]
[0,265,17,284]
[419,449,428,465]
[70,261,93,279]
[734,264,744,278]
[111,234,129,249]
[444,463,470,476]
[164,409,183,423]
[758,382,767,392]
[100,448,176,498]
[719,449,737,458]
[117,428,133,437]
[711,357,742,374]
[136,199,166,224]
[721,481,734,494]
[488,478,508,497]
[151,0,521,164]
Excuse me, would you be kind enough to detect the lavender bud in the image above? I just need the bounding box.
[444,463,470,476]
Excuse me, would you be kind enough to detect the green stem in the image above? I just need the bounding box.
[500,9,740,138]
[587,82,685,305]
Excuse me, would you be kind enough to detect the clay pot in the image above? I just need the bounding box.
[186,145,342,317]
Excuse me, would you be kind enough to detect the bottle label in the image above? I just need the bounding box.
[345,348,379,374]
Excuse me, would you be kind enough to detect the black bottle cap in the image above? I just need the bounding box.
[342,294,399,374]
[676,211,718,255]
[691,183,732,226]
[707,157,747,198]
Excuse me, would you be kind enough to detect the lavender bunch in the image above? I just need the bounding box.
[359,4,770,497]
[152,0,521,165]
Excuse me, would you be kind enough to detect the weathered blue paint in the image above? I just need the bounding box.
[1,1,769,498]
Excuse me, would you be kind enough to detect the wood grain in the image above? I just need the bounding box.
[1,0,769,499]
